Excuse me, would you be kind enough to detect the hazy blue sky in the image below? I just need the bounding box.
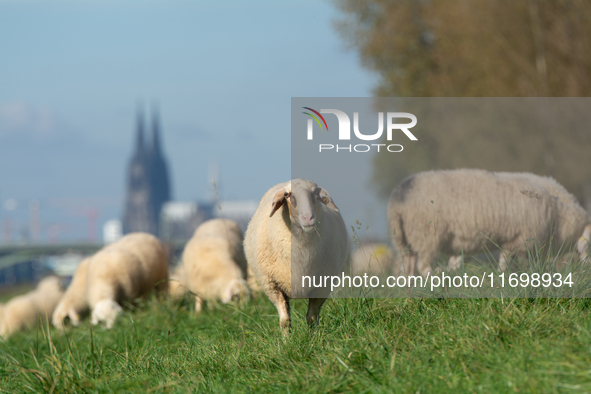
[0,0,375,241]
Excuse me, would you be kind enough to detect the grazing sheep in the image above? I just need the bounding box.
[182,219,250,311]
[85,232,168,329]
[445,172,591,271]
[388,169,591,276]
[193,218,263,292]
[52,258,91,329]
[244,178,349,331]
[1,276,64,339]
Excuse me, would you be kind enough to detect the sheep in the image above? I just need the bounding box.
[86,232,168,329]
[168,264,189,300]
[244,178,350,331]
[246,266,263,294]
[1,276,64,339]
[388,169,591,277]
[52,257,91,329]
[444,172,591,271]
[182,218,250,312]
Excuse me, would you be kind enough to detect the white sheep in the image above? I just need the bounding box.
[168,264,189,300]
[182,218,250,312]
[86,232,168,328]
[244,178,350,331]
[52,257,91,329]
[445,172,591,271]
[1,276,64,339]
[388,169,591,276]
[246,265,263,294]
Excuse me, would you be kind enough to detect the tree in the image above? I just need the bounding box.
[334,0,591,202]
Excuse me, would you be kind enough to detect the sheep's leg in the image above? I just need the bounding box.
[266,288,291,332]
[403,252,417,277]
[417,259,433,278]
[447,256,463,271]
[416,250,434,278]
[306,298,326,327]
[68,306,81,326]
[194,295,204,313]
[498,251,513,271]
[578,225,591,263]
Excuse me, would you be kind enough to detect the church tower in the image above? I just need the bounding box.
[122,103,172,235]
[149,103,171,231]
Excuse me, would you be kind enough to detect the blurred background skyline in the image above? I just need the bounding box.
[0,0,375,244]
[3,0,591,247]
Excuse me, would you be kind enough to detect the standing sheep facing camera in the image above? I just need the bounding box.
[388,169,591,277]
[85,232,168,329]
[1,276,64,339]
[244,179,349,331]
[52,257,91,329]
[182,218,250,311]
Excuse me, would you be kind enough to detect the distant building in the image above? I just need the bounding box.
[160,201,214,242]
[45,253,86,277]
[103,219,123,243]
[213,200,258,232]
[159,200,257,242]
[122,105,172,235]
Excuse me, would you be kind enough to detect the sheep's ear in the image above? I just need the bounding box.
[319,188,339,211]
[270,190,291,217]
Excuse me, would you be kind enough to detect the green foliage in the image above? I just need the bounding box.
[2,294,591,392]
[334,0,591,200]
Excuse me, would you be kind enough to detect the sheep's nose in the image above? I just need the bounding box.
[300,213,316,226]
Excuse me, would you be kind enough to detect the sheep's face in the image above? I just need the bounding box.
[270,179,339,233]
[91,300,122,329]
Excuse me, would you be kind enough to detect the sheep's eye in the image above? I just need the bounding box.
[321,197,328,204]
[290,195,297,207]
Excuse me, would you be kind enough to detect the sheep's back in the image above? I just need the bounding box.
[389,169,557,255]
[193,219,247,277]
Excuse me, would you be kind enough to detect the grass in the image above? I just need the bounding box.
[2,293,591,392]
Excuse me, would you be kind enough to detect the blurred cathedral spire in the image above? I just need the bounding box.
[123,101,172,235]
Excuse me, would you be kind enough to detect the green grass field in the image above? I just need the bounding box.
[2,292,591,393]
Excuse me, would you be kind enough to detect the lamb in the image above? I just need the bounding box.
[388,169,591,276]
[182,218,250,311]
[86,232,168,328]
[1,276,64,339]
[52,257,91,329]
[244,178,350,331]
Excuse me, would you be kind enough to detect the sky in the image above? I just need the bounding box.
[0,0,376,243]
